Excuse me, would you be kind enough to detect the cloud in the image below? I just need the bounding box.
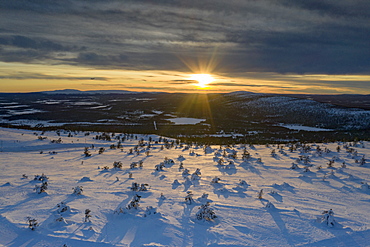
[0,0,369,77]
[0,72,108,81]
[169,80,197,85]
[210,82,294,89]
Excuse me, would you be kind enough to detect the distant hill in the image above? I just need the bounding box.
[41,89,138,94]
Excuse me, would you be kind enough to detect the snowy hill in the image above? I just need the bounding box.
[0,127,370,246]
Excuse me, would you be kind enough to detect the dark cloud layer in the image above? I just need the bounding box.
[0,0,369,75]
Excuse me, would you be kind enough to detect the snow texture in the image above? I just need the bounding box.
[0,127,370,246]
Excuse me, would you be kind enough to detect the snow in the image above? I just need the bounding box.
[279,124,334,132]
[167,117,206,125]
[0,127,370,246]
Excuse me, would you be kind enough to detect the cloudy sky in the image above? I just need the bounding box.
[0,0,369,94]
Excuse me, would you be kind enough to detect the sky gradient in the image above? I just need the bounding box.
[0,0,369,94]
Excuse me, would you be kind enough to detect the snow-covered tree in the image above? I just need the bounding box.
[126,194,141,210]
[113,161,122,169]
[185,191,194,204]
[84,147,91,157]
[155,163,165,171]
[172,179,181,185]
[290,163,298,169]
[182,168,190,176]
[257,189,263,199]
[196,202,217,221]
[57,202,70,213]
[238,179,249,187]
[159,193,166,200]
[359,155,366,166]
[34,181,48,194]
[211,176,221,184]
[321,209,335,227]
[72,186,83,195]
[144,206,157,217]
[34,173,48,181]
[26,217,38,230]
[84,209,92,222]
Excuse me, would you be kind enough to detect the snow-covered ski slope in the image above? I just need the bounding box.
[0,127,369,247]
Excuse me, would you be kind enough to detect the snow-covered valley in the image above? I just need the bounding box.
[0,127,369,246]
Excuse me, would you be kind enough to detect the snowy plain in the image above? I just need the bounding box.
[0,127,369,247]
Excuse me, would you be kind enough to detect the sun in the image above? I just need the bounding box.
[189,74,215,88]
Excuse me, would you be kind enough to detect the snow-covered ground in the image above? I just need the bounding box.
[0,127,369,246]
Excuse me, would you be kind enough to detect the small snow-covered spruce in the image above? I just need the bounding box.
[185,191,194,204]
[159,193,166,200]
[194,168,201,176]
[144,206,157,217]
[290,163,298,169]
[360,182,370,191]
[164,157,174,166]
[84,209,92,222]
[242,150,251,160]
[72,186,83,195]
[26,217,38,230]
[113,161,122,169]
[57,202,70,213]
[172,179,181,185]
[130,182,149,191]
[341,162,346,168]
[126,194,141,210]
[22,174,28,179]
[129,172,133,178]
[114,207,125,215]
[191,172,201,180]
[211,176,221,184]
[139,160,143,168]
[98,147,105,154]
[321,209,335,227]
[265,201,275,209]
[196,202,217,221]
[327,160,334,168]
[303,166,310,172]
[179,162,184,170]
[257,189,263,199]
[359,155,366,166]
[34,181,48,194]
[182,168,190,176]
[155,163,164,171]
[200,193,209,200]
[34,173,48,181]
[239,179,248,186]
[84,147,91,157]
[102,166,109,170]
[130,162,138,169]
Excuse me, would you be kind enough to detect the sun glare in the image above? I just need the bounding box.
[190,74,215,88]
